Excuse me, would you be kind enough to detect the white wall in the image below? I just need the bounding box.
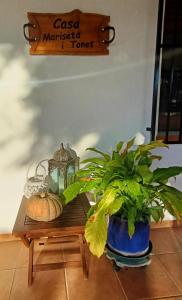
[0,0,160,232]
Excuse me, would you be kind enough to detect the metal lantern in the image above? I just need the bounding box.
[48,143,79,196]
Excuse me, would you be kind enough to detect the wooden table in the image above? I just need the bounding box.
[12,193,90,286]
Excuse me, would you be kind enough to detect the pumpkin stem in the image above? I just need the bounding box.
[40,192,46,198]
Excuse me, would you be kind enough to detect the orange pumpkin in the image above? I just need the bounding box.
[26,192,62,221]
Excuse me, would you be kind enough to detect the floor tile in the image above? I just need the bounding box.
[61,240,82,263]
[0,235,20,242]
[158,253,182,292]
[15,238,64,269]
[0,269,14,300]
[173,227,182,249]
[156,297,182,300]
[15,243,29,268]
[150,228,182,254]
[34,239,64,265]
[65,255,126,300]
[116,256,181,300]
[0,241,21,270]
[10,268,67,300]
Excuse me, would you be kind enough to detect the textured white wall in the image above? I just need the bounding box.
[0,0,159,232]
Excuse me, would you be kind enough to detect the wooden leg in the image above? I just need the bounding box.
[28,239,34,286]
[21,236,30,248]
[79,234,88,279]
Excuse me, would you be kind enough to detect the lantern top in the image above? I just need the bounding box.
[53,143,72,162]
[66,143,78,159]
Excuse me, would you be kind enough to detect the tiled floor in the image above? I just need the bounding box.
[0,228,182,300]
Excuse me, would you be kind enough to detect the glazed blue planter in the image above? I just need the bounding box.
[108,215,150,256]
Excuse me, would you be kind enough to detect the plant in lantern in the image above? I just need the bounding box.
[63,134,182,258]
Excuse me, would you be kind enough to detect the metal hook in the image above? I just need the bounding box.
[100,26,115,44]
[23,23,37,42]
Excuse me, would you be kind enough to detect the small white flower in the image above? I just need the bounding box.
[134,132,145,145]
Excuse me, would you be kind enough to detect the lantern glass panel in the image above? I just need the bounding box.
[58,171,64,195]
[75,158,79,173]
[49,168,59,194]
[49,168,65,196]
[67,164,75,186]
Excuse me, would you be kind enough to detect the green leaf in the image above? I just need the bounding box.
[127,137,135,150]
[100,171,115,190]
[81,157,106,167]
[128,207,137,237]
[116,141,124,152]
[158,190,182,220]
[107,161,127,176]
[112,151,122,160]
[107,160,122,168]
[162,184,182,199]
[111,180,125,191]
[81,179,101,193]
[150,209,160,222]
[85,211,107,257]
[83,164,105,177]
[138,154,152,167]
[150,206,164,222]
[111,179,142,201]
[107,196,125,215]
[153,167,182,182]
[124,151,135,170]
[140,186,151,200]
[86,147,111,161]
[76,169,93,178]
[138,140,168,152]
[97,188,117,212]
[63,181,85,204]
[163,192,182,213]
[87,205,96,218]
[85,187,124,257]
[136,165,153,184]
[120,138,135,159]
[135,195,145,210]
[123,179,141,198]
[87,202,101,219]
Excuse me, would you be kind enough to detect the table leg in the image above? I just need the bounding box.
[79,234,88,279]
[28,239,34,286]
[21,236,30,248]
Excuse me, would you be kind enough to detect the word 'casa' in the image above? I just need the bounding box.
[53,19,80,29]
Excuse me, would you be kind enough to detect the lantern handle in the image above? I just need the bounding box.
[26,163,35,181]
[35,159,49,178]
[26,159,48,181]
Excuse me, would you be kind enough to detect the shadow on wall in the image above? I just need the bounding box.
[0,46,103,171]
[0,45,122,172]
[0,37,152,172]
[0,0,160,175]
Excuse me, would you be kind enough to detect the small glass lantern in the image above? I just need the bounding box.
[48,143,79,196]
[24,159,49,198]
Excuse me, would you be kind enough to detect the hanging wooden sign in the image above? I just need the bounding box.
[23,10,115,55]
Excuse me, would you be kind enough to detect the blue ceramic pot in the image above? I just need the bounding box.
[107,215,150,256]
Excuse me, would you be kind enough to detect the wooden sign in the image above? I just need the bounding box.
[23,10,115,55]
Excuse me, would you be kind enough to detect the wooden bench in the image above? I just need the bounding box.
[12,193,90,286]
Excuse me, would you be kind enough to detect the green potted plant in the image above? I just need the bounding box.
[63,134,182,258]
